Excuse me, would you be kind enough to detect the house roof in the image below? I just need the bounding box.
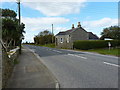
[56,32,66,35]
[88,32,99,39]
[56,28,81,36]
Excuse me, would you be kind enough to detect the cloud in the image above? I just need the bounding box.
[21,17,69,42]
[21,17,69,32]
[2,0,87,2]
[53,27,68,34]
[23,2,86,16]
[82,18,118,28]
[2,0,119,2]
[22,17,69,26]
[82,17,118,37]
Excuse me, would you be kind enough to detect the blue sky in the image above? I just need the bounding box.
[1,1,118,42]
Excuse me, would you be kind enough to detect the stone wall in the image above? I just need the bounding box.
[55,35,73,49]
[2,47,19,88]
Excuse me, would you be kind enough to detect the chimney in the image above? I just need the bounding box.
[72,24,74,29]
[77,22,81,27]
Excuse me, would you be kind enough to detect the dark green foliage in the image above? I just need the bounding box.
[100,26,120,40]
[73,40,120,50]
[1,8,17,18]
[34,30,55,45]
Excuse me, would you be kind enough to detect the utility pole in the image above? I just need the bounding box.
[17,0,21,54]
[52,24,54,43]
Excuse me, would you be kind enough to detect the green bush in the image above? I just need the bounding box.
[73,40,120,50]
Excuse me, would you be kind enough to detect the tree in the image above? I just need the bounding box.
[34,30,55,45]
[1,8,25,51]
[1,8,17,18]
[100,26,120,40]
[38,30,52,36]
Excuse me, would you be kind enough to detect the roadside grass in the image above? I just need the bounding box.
[42,43,55,48]
[77,48,120,57]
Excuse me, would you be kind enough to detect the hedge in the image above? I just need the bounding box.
[73,40,120,50]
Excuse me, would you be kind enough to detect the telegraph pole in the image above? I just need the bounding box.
[17,0,21,54]
[52,24,54,43]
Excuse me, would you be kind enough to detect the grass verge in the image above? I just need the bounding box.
[41,43,55,48]
[77,48,120,57]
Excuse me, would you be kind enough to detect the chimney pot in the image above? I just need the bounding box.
[78,22,81,27]
[72,24,74,29]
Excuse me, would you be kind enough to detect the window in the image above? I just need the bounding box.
[60,38,63,43]
[67,38,69,43]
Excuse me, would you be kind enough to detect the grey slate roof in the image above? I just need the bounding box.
[56,30,72,36]
[56,27,82,36]
[88,32,99,40]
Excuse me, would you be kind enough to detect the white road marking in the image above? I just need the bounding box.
[103,62,120,67]
[68,54,87,59]
[53,50,62,53]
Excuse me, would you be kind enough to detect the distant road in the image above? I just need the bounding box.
[25,45,118,88]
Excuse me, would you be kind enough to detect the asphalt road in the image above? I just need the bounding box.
[25,45,119,88]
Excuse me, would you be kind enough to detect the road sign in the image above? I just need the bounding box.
[108,42,111,50]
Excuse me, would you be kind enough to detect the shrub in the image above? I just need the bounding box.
[73,40,120,50]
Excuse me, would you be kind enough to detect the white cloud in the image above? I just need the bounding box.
[53,27,68,34]
[23,2,86,16]
[2,0,86,2]
[83,18,118,28]
[21,17,69,42]
[82,18,118,37]
[22,17,69,26]
[2,0,119,2]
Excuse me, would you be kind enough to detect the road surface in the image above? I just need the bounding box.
[25,45,119,88]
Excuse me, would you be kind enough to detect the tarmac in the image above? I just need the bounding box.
[7,47,59,88]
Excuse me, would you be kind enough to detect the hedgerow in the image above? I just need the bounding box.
[73,40,120,50]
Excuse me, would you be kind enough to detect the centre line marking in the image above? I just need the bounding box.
[53,50,62,53]
[68,54,87,59]
[103,62,120,67]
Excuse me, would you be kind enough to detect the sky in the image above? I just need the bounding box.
[1,0,118,43]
